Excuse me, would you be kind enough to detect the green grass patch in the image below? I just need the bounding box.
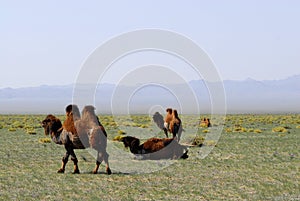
[0,114,299,200]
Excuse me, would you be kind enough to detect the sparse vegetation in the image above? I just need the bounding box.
[225,128,232,133]
[191,135,205,146]
[272,126,288,133]
[203,140,217,147]
[113,135,124,141]
[39,137,51,143]
[254,129,262,133]
[0,114,299,200]
[8,127,17,132]
[117,130,126,135]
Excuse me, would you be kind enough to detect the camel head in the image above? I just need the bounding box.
[120,136,141,154]
[166,108,172,114]
[42,114,62,137]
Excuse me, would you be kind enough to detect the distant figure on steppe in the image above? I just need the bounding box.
[200,117,211,128]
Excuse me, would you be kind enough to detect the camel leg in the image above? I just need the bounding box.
[93,151,103,174]
[93,151,111,175]
[58,151,69,173]
[66,145,80,174]
[70,151,80,174]
[163,128,168,138]
[92,159,101,174]
[177,131,181,142]
[103,151,111,175]
[71,157,80,174]
[173,133,179,142]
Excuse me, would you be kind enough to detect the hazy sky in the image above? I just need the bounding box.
[1,0,300,88]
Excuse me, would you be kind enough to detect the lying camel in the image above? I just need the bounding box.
[118,136,188,160]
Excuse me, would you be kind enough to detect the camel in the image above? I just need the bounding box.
[42,104,111,175]
[200,118,211,127]
[152,108,183,141]
[118,136,188,160]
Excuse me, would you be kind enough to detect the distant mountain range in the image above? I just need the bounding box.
[1,75,299,114]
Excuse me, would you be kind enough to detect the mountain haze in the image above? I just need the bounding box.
[1,75,299,114]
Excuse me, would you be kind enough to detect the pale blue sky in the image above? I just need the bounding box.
[1,0,300,88]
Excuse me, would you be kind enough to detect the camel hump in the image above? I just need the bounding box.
[89,127,107,151]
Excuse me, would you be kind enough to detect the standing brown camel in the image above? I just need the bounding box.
[152,108,183,141]
[42,104,111,174]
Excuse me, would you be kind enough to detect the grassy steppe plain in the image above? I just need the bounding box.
[0,114,299,200]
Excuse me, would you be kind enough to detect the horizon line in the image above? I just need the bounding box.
[1,74,299,90]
